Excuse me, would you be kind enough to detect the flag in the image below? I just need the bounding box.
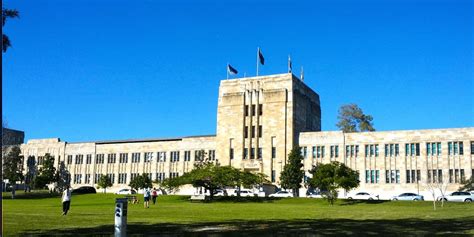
[227,64,238,75]
[258,48,265,65]
[288,55,292,73]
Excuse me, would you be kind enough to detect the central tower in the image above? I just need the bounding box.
[215,73,321,183]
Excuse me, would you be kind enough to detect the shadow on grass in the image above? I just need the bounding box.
[2,191,60,199]
[19,218,474,236]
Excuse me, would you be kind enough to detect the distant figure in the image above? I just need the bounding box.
[144,188,151,208]
[151,188,158,205]
[62,187,72,215]
[11,186,16,199]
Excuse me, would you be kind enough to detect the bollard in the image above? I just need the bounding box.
[115,198,128,237]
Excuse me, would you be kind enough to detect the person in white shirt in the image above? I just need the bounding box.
[62,187,72,215]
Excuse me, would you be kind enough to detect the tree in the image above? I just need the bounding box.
[129,173,152,191]
[2,146,24,186]
[33,154,56,189]
[2,8,19,53]
[308,162,359,205]
[161,163,267,200]
[336,104,375,132]
[55,161,71,192]
[458,176,474,192]
[280,146,304,197]
[97,175,112,193]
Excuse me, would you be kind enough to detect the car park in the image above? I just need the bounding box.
[72,186,97,194]
[115,189,137,195]
[348,192,379,200]
[437,191,474,203]
[391,193,424,201]
[269,191,293,198]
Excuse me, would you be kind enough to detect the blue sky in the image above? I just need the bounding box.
[2,0,473,142]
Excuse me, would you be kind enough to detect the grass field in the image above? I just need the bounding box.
[2,191,474,236]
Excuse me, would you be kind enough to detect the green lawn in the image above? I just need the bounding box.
[2,191,474,236]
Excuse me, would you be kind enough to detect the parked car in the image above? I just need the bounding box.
[307,190,328,198]
[213,189,227,196]
[115,189,137,195]
[437,191,474,203]
[269,190,293,198]
[391,193,424,201]
[72,186,97,194]
[230,190,256,197]
[348,192,379,200]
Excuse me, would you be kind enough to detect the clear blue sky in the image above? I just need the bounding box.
[2,0,473,142]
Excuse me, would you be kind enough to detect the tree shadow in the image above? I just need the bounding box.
[339,199,390,205]
[19,218,474,236]
[2,191,60,200]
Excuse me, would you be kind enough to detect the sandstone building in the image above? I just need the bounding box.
[19,73,474,198]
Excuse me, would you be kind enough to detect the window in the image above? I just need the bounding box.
[385,170,400,183]
[94,174,101,183]
[428,169,443,183]
[73,174,82,184]
[258,125,262,138]
[85,174,91,184]
[131,153,141,163]
[302,147,307,159]
[251,126,255,138]
[244,148,248,159]
[86,154,92,164]
[67,155,73,164]
[156,173,166,181]
[251,104,256,116]
[119,153,128,163]
[258,148,262,159]
[316,146,325,158]
[184,151,191,161]
[258,104,263,116]
[96,154,104,164]
[244,126,248,138]
[195,150,204,161]
[385,144,399,157]
[171,151,180,162]
[245,105,249,116]
[169,172,179,178]
[405,143,420,156]
[251,148,255,159]
[144,152,153,162]
[448,141,463,155]
[406,169,421,183]
[330,145,338,158]
[107,154,116,163]
[365,170,379,183]
[157,152,166,162]
[229,148,234,160]
[271,170,276,182]
[209,150,216,161]
[107,173,115,183]
[75,155,84,164]
[118,173,127,184]
[471,141,474,155]
[130,173,139,181]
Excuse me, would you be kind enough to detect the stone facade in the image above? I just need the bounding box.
[18,73,474,197]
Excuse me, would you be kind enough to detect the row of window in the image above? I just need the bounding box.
[244,125,263,138]
[244,104,263,117]
[364,169,470,184]
[67,150,216,165]
[303,141,473,159]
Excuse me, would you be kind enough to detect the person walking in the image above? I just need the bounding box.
[144,188,151,208]
[62,187,72,215]
[151,188,158,205]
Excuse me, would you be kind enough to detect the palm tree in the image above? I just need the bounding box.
[3,8,20,53]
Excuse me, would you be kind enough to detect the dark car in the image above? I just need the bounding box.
[72,186,97,194]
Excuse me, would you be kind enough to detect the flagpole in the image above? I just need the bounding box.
[226,63,229,80]
[256,47,259,76]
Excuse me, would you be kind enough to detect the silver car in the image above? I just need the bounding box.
[392,192,424,201]
[437,191,474,203]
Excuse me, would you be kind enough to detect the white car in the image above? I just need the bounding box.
[437,191,474,203]
[115,189,136,195]
[348,192,379,200]
[213,189,227,196]
[392,192,424,201]
[230,190,256,197]
[269,191,293,198]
